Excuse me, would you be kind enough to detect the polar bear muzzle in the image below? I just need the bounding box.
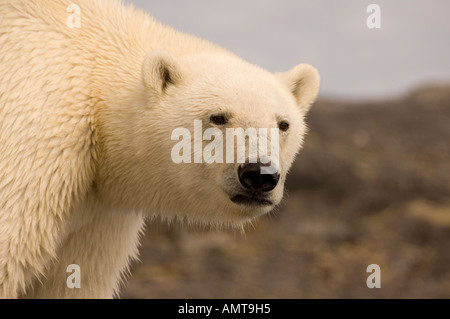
[228,162,281,206]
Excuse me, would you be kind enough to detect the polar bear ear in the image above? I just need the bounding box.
[142,51,182,93]
[276,64,320,113]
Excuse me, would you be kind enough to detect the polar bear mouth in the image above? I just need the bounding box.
[230,194,273,206]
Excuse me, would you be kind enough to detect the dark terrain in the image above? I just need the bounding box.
[123,85,450,298]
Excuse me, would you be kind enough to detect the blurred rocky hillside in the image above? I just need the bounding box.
[122,85,450,298]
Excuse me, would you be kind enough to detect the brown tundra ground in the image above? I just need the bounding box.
[123,85,450,298]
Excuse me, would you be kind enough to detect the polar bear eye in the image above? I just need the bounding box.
[279,121,290,132]
[210,115,228,125]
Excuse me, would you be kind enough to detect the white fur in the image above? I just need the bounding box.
[0,0,320,298]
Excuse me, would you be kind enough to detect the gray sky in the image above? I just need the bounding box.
[125,0,450,99]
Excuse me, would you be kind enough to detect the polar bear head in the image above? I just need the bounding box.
[98,51,320,227]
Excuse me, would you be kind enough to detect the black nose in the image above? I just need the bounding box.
[238,163,280,193]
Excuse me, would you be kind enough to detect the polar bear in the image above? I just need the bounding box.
[0,0,320,298]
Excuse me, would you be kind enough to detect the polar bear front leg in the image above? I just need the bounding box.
[0,210,66,298]
[0,109,96,299]
[26,199,146,299]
